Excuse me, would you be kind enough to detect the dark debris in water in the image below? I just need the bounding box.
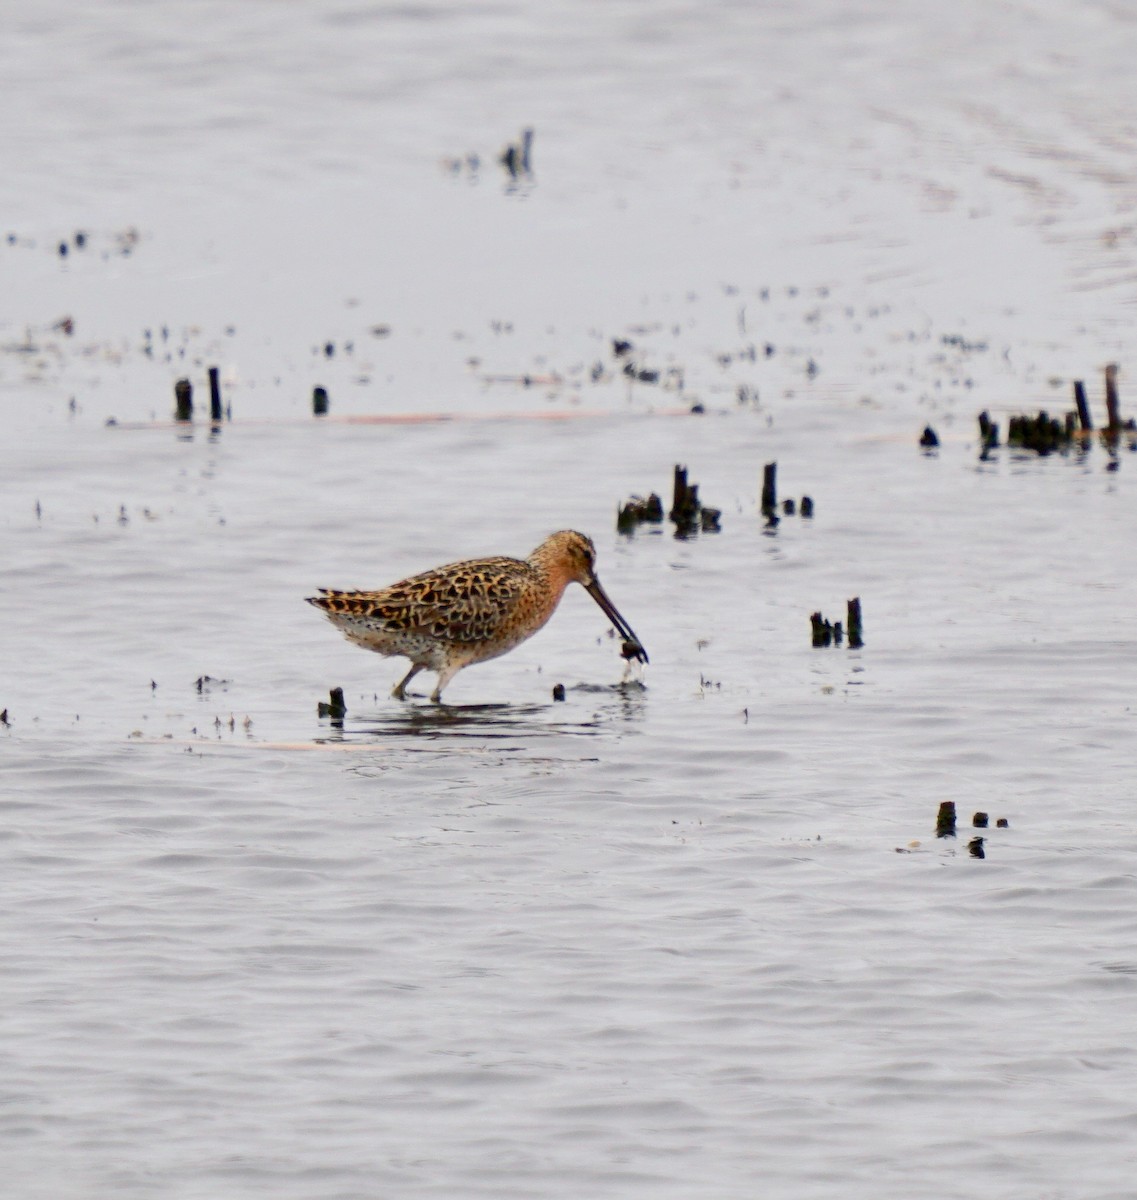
[906,802,1009,858]
[810,612,843,647]
[936,801,957,838]
[942,334,988,353]
[317,686,347,720]
[762,462,814,527]
[979,365,1137,460]
[1008,409,1076,455]
[616,491,664,533]
[669,464,720,539]
[617,463,721,539]
[195,675,230,694]
[811,598,861,649]
[499,127,534,183]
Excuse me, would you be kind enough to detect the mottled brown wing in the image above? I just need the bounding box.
[309,555,529,644]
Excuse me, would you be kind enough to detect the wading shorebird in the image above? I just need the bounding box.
[307,530,648,702]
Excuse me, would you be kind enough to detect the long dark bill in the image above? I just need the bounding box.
[584,577,649,664]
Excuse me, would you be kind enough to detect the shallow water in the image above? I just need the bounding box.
[3,2,1137,1198]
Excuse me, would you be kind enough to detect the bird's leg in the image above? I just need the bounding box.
[391,664,423,700]
[429,664,462,704]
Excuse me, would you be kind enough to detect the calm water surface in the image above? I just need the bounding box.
[2,2,1136,1197]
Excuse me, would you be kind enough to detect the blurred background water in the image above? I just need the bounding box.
[2,2,1136,1197]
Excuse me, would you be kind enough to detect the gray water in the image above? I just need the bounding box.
[2,2,1136,1197]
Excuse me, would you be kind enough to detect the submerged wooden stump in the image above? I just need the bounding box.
[208,365,223,422]
[936,800,957,838]
[995,367,1134,457]
[810,600,855,648]
[499,127,534,180]
[670,464,693,519]
[847,597,863,649]
[317,687,347,719]
[810,612,833,647]
[761,461,777,516]
[670,464,702,537]
[1105,363,1121,433]
[620,466,719,537]
[1074,380,1093,431]
[174,378,193,422]
[617,492,664,533]
[1007,409,1070,455]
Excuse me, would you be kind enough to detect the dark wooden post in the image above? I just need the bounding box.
[761,462,777,515]
[936,801,957,838]
[847,597,863,648]
[208,366,222,422]
[670,465,701,533]
[1105,363,1121,432]
[1073,380,1092,431]
[670,464,688,518]
[174,378,193,421]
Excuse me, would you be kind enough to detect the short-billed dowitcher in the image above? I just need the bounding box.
[307,530,648,702]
